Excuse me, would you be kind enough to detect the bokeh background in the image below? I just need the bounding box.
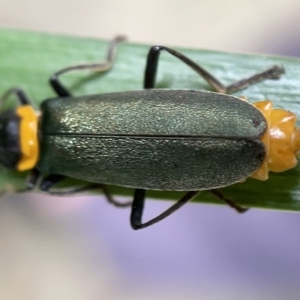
[1,1,300,299]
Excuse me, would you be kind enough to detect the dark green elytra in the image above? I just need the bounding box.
[37,89,266,191]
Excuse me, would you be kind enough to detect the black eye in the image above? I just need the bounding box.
[0,110,21,169]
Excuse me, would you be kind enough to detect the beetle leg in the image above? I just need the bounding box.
[0,87,32,109]
[38,174,131,207]
[27,167,42,189]
[130,189,199,230]
[225,66,285,94]
[10,168,43,194]
[39,174,66,191]
[209,189,248,213]
[99,184,132,207]
[49,35,126,97]
[144,45,225,91]
[144,45,285,93]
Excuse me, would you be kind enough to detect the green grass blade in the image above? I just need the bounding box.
[0,28,300,211]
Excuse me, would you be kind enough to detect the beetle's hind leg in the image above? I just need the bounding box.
[49,35,126,97]
[144,45,285,93]
[224,66,285,94]
[35,174,131,207]
[209,189,248,213]
[130,189,200,230]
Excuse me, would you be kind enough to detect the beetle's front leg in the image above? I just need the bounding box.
[38,174,131,207]
[49,35,126,97]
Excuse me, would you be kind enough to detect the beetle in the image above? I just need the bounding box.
[0,36,299,230]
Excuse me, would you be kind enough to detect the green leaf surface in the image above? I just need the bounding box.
[0,28,300,211]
